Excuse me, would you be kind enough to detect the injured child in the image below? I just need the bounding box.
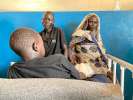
[8,28,81,79]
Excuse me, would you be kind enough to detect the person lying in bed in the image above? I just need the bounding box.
[69,14,112,83]
[8,28,81,79]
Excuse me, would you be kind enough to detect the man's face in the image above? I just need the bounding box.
[88,16,98,31]
[42,14,54,30]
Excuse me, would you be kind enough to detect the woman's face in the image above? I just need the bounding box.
[88,16,98,31]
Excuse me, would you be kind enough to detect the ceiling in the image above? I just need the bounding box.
[0,0,133,11]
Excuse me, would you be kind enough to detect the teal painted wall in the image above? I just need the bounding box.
[0,11,132,99]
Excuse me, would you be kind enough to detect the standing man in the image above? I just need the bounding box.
[40,11,68,58]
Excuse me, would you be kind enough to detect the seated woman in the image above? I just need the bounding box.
[69,13,112,83]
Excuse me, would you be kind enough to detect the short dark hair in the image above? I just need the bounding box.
[10,28,40,56]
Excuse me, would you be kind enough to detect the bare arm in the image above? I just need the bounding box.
[63,44,68,58]
[59,28,68,58]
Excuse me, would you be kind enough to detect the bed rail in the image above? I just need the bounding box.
[107,54,133,96]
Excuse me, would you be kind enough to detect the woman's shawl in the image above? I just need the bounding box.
[69,30,101,62]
